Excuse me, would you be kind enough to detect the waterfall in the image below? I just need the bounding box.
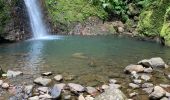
[24,0,48,39]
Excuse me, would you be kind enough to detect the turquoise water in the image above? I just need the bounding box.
[0,35,170,86]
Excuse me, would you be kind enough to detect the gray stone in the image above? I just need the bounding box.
[166,92,170,97]
[141,74,151,81]
[7,70,23,78]
[42,72,52,76]
[129,83,140,89]
[109,84,121,89]
[68,83,85,92]
[94,87,127,100]
[2,83,9,89]
[34,77,51,86]
[160,84,170,88]
[72,53,88,59]
[124,64,144,74]
[24,85,34,94]
[28,96,39,100]
[86,87,97,95]
[142,83,154,88]
[51,84,61,99]
[85,95,94,100]
[131,71,139,79]
[144,67,153,73]
[54,83,66,90]
[133,79,142,84]
[168,75,170,79]
[109,79,117,84]
[129,92,138,97]
[149,86,166,99]
[101,84,109,90]
[54,75,63,81]
[0,80,3,86]
[142,87,154,94]
[78,94,85,100]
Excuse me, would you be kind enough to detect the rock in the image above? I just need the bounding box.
[2,83,9,89]
[129,92,138,97]
[54,75,63,81]
[165,64,169,69]
[166,92,170,97]
[109,84,121,89]
[131,71,139,79]
[168,75,170,79]
[85,95,94,100]
[118,27,124,33]
[142,83,154,88]
[86,87,98,96]
[101,84,109,90]
[72,53,88,59]
[39,94,52,99]
[34,77,51,86]
[141,74,151,81]
[41,72,52,76]
[64,74,75,81]
[94,87,127,100]
[160,84,170,88]
[78,94,85,100]
[160,97,169,100]
[109,79,117,84]
[138,57,166,68]
[7,70,23,78]
[28,96,39,100]
[54,83,66,90]
[68,83,85,92]
[129,83,140,89]
[64,95,71,100]
[124,64,144,74]
[144,67,153,73]
[142,87,154,94]
[133,79,142,84]
[51,84,62,99]
[0,67,4,76]
[149,86,166,99]
[37,87,49,93]
[24,85,34,94]
[0,80,3,86]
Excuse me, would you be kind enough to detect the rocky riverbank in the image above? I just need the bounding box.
[0,57,169,100]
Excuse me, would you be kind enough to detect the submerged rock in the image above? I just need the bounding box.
[124,64,144,73]
[7,70,23,78]
[101,84,109,90]
[94,87,127,100]
[149,86,166,99]
[72,53,88,59]
[34,77,51,86]
[68,83,85,92]
[129,92,138,97]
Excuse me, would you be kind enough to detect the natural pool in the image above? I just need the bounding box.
[0,35,170,99]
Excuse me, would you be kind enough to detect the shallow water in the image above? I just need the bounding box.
[0,35,170,99]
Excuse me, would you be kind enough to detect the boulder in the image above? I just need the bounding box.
[34,77,51,86]
[149,86,166,99]
[124,64,144,74]
[142,87,154,94]
[94,87,127,100]
[68,83,85,92]
[7,70,23,78]
[54,75,63,81]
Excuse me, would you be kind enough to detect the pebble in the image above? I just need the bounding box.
[141,74,151,81]
[168,75,170,79]
[133,79,142,84]
[124,64,144,73]
[34,77,52,86]
[129,92,138,97]
[142,83,154,88]
[54,75,63,81]
[86,86,98,96]
[129,83,140,89]
[37,87,49,93]
[54,83,66,90]
[51,84,61,99]
[2,83,9,89]
[28,96,39,100]
[85,95,94,100]
[68,83,85,92]
[144,67,153,73]
[42,72,52,76]
[64,95,71,100]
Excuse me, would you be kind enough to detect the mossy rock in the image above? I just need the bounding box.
[137,0,170,37]
[161,7,170,46]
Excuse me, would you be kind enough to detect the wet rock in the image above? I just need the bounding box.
[54,75,63,81]
[94,87,127,100]
[0,80,3,86]
[101,84,109,90]
[109,84,121,89]
[160,84,170,88]
[72,53,88,59]
[68,83,85,92]
[51,84,61,99]
[37,87,49,93]
[142,83,154,88]
[133,79,142,84]
[129,92,138,97]
[144,67,153,73]
[7,70,23,78]
[42,72,52,76]
[2,83,9,89]
[124,64,144,74]
[86,86,98,96]
[28,96,39,100]
[85,95,94,100]
[142,87,154,94]
[78,94,85,100]
[39,94,52,99]
[54,83,66,90]
[149,86,166,99]
[24,85,34,94]
[64,95,71,100]
[129,83,140,89]
[160,97,169,100]
[34,77,51,86]
[138,57,166,68]
[141,74,151,81]
[109,79,117,84]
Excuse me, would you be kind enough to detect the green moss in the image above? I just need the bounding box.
[137,0,170,37]
[44,0,107,25]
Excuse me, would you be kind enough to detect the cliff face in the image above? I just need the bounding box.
[0,0,31,42]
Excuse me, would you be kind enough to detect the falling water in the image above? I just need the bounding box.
[24,0,48,39]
